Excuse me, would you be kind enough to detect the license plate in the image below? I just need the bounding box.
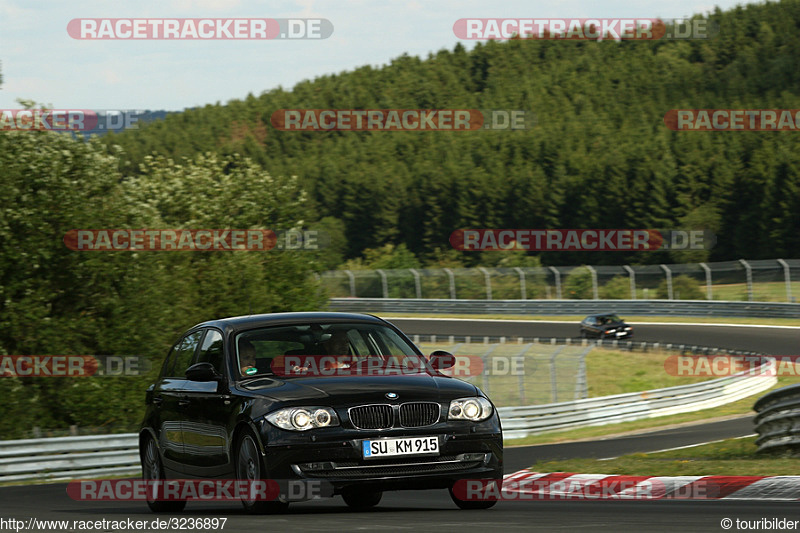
[616,331,626,336]
[362,436,439,459]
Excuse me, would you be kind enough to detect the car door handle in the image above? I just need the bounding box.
[178,399,190,408]
[152,396,163,406]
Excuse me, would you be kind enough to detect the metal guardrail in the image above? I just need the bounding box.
[329,298,800,318]
[500,359,777,440]
[0,434,140,483]
[0,359,777,483]
[753,383,800,454]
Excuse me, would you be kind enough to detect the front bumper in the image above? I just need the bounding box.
[604,330,633,339]
[258,419,503,495]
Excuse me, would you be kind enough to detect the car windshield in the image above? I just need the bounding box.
[601,315,622,324]
[234,322,422,378]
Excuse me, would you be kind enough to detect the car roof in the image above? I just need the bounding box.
[587,313,623,318]
[190,311,388,335]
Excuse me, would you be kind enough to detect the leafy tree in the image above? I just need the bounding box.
[599,276,633,299]
[656,274,705,300]
[563,267,594,299]
[0,131,323,437]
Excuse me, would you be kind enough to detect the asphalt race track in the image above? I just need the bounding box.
[389,317,800,355]
[1,319,797,532]
[1,476,797,533]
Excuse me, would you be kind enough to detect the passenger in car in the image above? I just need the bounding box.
[239,339,257,376]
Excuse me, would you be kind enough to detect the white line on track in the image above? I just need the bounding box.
[597,434,758,460]
[384,317,800,329]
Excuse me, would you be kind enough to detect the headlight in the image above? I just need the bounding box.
[266,407,339,431]
[448,397,493,422]
[605,328,616,333]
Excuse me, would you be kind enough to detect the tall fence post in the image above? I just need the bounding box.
[549,345,566,403]
[443,268,456,299]
[739,259,753,301]
[515,344,532,405]
[777,259,792,303]
[409,268,422,299]
[623,265,636,299]
[549,266,562,299]
[574,345,592,400]
[376,269,388,298]
[478,267,492,300]
[699,262,712,300]
[514,267,527,300]
[344,270,356,298]
[660,264,673,300]
[480,345,499,395]
[586,265,599,300]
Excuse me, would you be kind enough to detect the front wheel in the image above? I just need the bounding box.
[236,432,289,515]
[342,487,382,510]
[448,484,498,509]
[142,437,186,513]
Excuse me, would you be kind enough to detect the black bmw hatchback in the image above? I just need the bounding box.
[139,312,503,513]
[579,313,634,339]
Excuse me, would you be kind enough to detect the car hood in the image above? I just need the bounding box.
[239,371,479,404]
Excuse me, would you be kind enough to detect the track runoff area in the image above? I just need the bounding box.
[388,317,800,505]
[0,318,797,532]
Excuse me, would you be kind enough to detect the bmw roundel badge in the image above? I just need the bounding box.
[385,392,398,400]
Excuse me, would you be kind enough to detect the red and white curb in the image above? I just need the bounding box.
[497,470,800,501]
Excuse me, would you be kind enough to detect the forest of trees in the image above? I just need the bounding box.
[100,1,800,268]
[3,0,800,435]
[0,130,324,437]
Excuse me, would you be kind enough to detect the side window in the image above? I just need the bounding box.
[196,329,224,375]
[347,329,370,356]
[167,331,203,378]
[160,341,181,379]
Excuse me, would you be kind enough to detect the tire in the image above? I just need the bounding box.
[448,484,498,510]
[236,432,289,515]
[341,487,382,510]
[142,437,187,513]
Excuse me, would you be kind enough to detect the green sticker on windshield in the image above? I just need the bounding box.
[245,367,257,375]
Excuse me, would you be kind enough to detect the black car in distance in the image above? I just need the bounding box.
[139,312,503,513]
[579,313,634,339]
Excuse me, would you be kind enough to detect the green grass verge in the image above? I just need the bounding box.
[506,376,797,447]
[585,349,710,397]
[528,436,798,476]
[710,281,800,303]
[419,345,729,408]
[387,313,800,326]
[416,344,718,408]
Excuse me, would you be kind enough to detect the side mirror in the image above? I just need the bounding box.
[185,362,222,382]
[429,350,456,370]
